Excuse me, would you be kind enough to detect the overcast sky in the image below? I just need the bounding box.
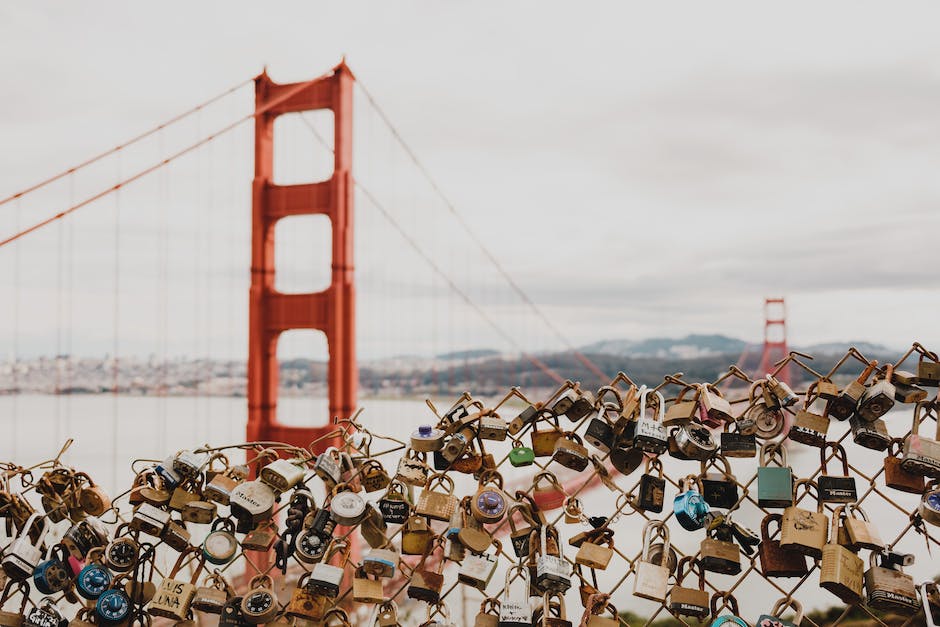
[1,2,939,360]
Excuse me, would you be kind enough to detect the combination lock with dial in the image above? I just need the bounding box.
[240,574,278,624]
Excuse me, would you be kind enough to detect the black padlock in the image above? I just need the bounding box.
[310,506,336,538]
[637,458,666,513]
[701,457,740,510]
[818,442,857,504]
[584,416,615,454]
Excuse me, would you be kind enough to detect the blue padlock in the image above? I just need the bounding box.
[673,475,710,531]
[76,560,112,600]
[33,544,72,595]
[154,456,182,490]
[96,588,133,626]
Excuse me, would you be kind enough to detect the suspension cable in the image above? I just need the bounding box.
[0,79,252,207]
[354,79,609,382]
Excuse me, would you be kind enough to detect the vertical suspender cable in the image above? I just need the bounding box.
[112,173,121,488]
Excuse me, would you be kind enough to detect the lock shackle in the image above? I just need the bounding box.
[506,503,536,536]
[709,591,740,619]
[700,454,733,478]
[675,555,705,589]
[644,456,664,477]
[843,502,870,523]
[502,563,530,602]
[478,596,500,615]
[167,546,205,584]
[769,597,804,623]
[638,386,666,423]
[792,479,823,513]
[761,513,784,540]
[540,591,567,620]
[679,474,704,494]
[322,538,351,568]
[802,381,822,410]
[321,607,352,626]
[477,469,503,490]
[641,520,670,565]
[887,437,906,457]
[531,471,563,493]
[759,442,788,468]
[424,472,455,495]
[0,579,29,615]
[17,511,47,544]
[828,505,845,542]
[594,385,623,412]
[820,442,850,476]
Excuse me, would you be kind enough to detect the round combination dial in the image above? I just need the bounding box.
[105,539,138,572]
[203,530,238,565]
[96,589,131,625]
[241,589,277,623]
[77,564,112,599]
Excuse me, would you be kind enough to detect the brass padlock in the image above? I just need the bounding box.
[664,385,698,426]
[780,479,828,559]
[395,449,430,487]
[376,600,401,627]
[699,526,741,575]
[552,431,589,471]
[474,597,500,627]
[353,566,385,603]
[360,459,392,493]
[407,540,446,604]
[698,383,734,426]
[192,572,232,615]
[286,573,326,621]
[669,556,710,619]
[471,471,509,524]
[401,515,434,555]
[841,503,883,551]
[416,473,458,522]
[76,472,111,517]
[148,547,204,620]
[829,360,878,420]
[819,506,864,604]
[574,528,614,570]
[530,415,563,458]
[180,499,216,524]
[918,348,940,386]
[536,592,571,627]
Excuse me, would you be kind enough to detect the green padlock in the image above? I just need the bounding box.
[757,443,793,508]
[509,440,535,467]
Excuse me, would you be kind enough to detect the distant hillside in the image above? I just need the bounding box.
[435,349,500,361]
[581,334,748,359]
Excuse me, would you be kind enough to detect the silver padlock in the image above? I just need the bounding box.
[259,458,306,493]
[129,503,171,539]
[363,547,399,579]
[633,386,669,454]
[25,596,65,627]
[313,447,342,485]
[535,525,570,593]
[229,479,276,524]
[172,449,204,479]
[329,485,367,526]
[499,565,532,626]
[308,540,350,598]
[2,513,48,581]
[457,542,499,591]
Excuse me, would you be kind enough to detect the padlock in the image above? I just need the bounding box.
[766,374,799,408]
[548,388,579,418]
[361,502,390,549]
[75,549,112,601]
[148,547,204,620]
[918,481,940,526]
[407,540,446,604]
[96,586,133,626]
[664,385,699,426]
[563,497,582,524]
[411,424,446,452]
[76,473,111,517]
[103,526,138,574]
[240,574,278,624]
[474,597,500,627]
[204,465,244,506]
[353,566,385,603]
[530,415,564,458]
[758,513,808,578]
[536,592,571,627]
[756,597,804,627]
[219,596,249,627]
[312,446,342,485]
[360,459,392,493]
[69,607,97,627]
[699,526,741,575]
[884,438,926,493]
[841,503,883,551]
[242,520,278,552]
[507,504,536,558]
[395,449,430,487]
[2,513,49,581]
[668,421,716,464]
[61,517,108,560]
[700,456,739,510]
[673,475,710,531]
[637,457,665,513]
[669,556,710,619]
[551,431,590,471]
[788,382,829,447]
[229,479,275,525]
[901,399,940,478]
[172,449,204,479]
[921,581,940,627]
[633,520,670,602]
[378,481,412,524]
[829,360,878,420]
[33,543,73,596]
[857,364,896,422]
[308,539,349,598]
[816,376,840,400]
[757,443,793,508]
[458,540,500,591]
[584,414,615,454]
[698,383,734,426]
[168,477,201,512]
[719,421,756,458]
[416,473,458,521]
[633,386,668,454]
[202,517,238,565]
[819,506,864,604]
[864,551,920,614]
[25,597,66,627]
[363,547,399,578]
[376,600,401,627]
[259,457,305,493]
[472,471,509,524]
[534,524,571,593]
[498,565,532,627]
[154,455,182,490]
[508,402,538,434]
[457,496,493,554]
[401,515,435,555]
[780,479,828,559]
[708,592,747,626]
[180,499,216,524]
[440,425,476,465]
[609,439,643,475]
[850,413,891,451]
[574,529,614,570]
[161,518,191,552]
[508,438,535,467]
[479,413,509,441]
[193,572,231,615]
[329,482,368,526]
[918,348,940,386]
[0,580,29,626]
[818,442,857,503]
[747,380,787,438]
[286,574,326,621]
